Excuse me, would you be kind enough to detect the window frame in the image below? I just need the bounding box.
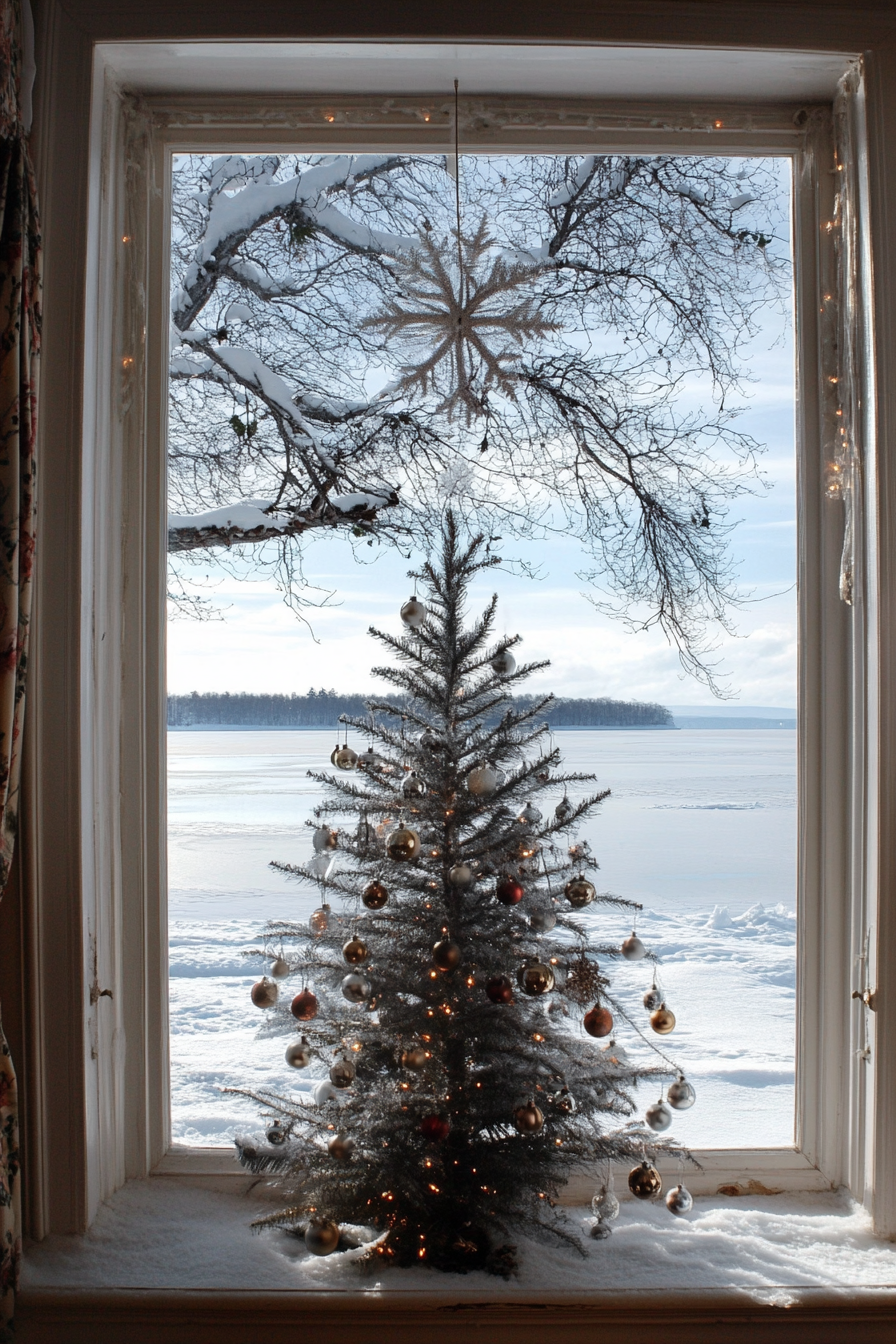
[51,47,883,1230]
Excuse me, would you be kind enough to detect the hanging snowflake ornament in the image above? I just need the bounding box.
[365,219,557,422]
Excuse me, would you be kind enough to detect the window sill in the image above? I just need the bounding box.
[17,1177,896,1342]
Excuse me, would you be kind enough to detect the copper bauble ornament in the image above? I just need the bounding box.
[564,877,596,908]
[401,1046,429,1070]
[402,772,426,798]
[309,904,330,934]
[420,1114,450,1141]
[362,880,388,910]
[668,1074,697,1110]
[285,1038,312,1069]
[328,1134,354,1162]
[343,937,369,965]
[486,974,514,1004]
[466,763,499,796]
[335,745,358,771]
[529,907,557,932]
[341,972,372,1003]
[329,742,342,766]
[666,1184,694,1216]
[628,1160,663,1200]
[490,648,516,676]
[386,825,421,860]
[266,1122,286,1146]
[651,1003,676,1034]
[448,862,473,887]
[514,1101,544,1134]
[250,977,278,1009]
[520,961,555,996]
[400,595,427,628]
[643,984,662,1012]
[496,876,524,905]
[621,932,647,961]
[329,1057,356,1089]
[290,989,318,1021]
[305,1218,341,1256]
[433,939,461,971]
[271,957,290,979]
[645,1099,673,1132]
[592,1185,620,1222]
[584,1004,614,1038]
[313,825,338,852]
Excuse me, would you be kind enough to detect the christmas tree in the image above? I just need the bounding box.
[235,515,694,1274]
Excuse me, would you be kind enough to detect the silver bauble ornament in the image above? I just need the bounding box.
[600,1038,629,1065]
[335,745,358,771]
[308,852,336,880]
[328,1134,354,1161]
[621,932,647,960]
[419,729,446,752]
[342,972,372,1003]
[645,1099,673,1133]
[400,595,427,628]
[357,746,379,771]
[285,1038,312,1069]
[554,796,573,823]
[329,741,342,765]
[266,1122,287,1145]
[386,826,421,861]
[517,801,542,825]
[402,772,426,797]
[529,907,557,933]
[590,1219,612,1240]
[591,1185,620,1222]
[643,984,663,1012]
[667,1075,697,1110]
[311,1079,338,1105]
[552,1087,576,1115]
[271,957,290,979]
[666,1184,694,1216]
[520,961,555,996]
[490,648,516,676]
[312,825,338,852]
[466,763,499,796]
[250,977,278,1009]
[305,1218,341,1256]
[329,1057,356,1089]
[448,861,473,887]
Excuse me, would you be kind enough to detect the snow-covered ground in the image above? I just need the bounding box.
[168,728,796,1150]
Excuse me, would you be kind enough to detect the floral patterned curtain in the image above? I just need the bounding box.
[0,1,39,1338]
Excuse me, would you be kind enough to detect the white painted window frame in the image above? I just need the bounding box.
[71,48,887,1227]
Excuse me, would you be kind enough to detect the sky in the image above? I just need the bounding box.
[167,159,796,710]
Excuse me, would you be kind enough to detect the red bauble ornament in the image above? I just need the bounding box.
[486,974,514,1004]
[496,876,524,906]
[290,989,319,1021]
[420,1114,450,1142]
[584,1004,614,1038]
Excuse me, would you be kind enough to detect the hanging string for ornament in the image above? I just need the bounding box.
[453,79,464,306]
[605,990,681,1073]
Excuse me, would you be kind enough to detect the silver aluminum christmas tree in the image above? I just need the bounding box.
[234,515,695,1273]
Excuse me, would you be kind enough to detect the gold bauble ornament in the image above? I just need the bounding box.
[328,1134,355,1161]
[386,826,421,861]
[305,1218,341,1256]
[621,932,647,961]
[513,1101,544,1134]
[343,937,369,965]
[250,977,278,1009]
[628,1160,663,1200]
[520,961,555,996]
[401,1046,429,1070]
[329,1057,356,1089]
[650,1003,676,1035]
[362,880,389,909]
[335,745,358,771]
[564,877,596,908]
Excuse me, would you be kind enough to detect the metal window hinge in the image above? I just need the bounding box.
[852,987,876,1011]
[90,982,114,1004]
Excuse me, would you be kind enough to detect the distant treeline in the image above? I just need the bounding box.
[167,690,672,729]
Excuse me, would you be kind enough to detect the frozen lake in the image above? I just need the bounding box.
[167,727,796,1151]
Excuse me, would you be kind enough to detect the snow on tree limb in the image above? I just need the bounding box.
[168,490,399,554]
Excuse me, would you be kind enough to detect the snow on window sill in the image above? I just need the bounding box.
[19,1177,896,1302]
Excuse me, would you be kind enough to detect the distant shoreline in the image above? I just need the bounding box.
[166,722,796,733]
